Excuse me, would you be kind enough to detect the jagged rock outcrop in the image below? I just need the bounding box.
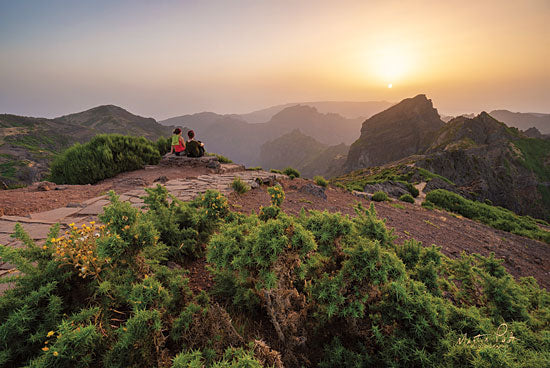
[344,94,444,172]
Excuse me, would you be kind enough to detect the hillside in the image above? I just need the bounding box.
[260,129,348,178]
[1,165,548,367]
[158,105,361,167]
[0,106,172,187]
[340,96,550,220]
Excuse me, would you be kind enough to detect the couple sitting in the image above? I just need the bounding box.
[170,128,205,157]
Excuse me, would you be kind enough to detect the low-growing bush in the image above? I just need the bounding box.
[314,175,328,187]
[206,153,233,163]
[422,200,435,210]
[246,166,262,171]
[399,193,415,203]
[426,189,550,242]
[282,167,300,178]
[270,169,283,174]
[156,136,171,156]
[371,191,388,202]
[50,134,161,185]
[231,177,250,194]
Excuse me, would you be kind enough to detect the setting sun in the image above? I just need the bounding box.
[388,83,393,89]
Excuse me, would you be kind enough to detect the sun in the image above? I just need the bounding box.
[362,44,414,86]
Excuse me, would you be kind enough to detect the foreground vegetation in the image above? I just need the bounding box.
[0,185,549,367]
[426,189,550,243]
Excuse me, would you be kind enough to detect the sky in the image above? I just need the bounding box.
[0,0,549,119]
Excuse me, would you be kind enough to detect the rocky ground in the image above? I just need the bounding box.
[1,161,548,293]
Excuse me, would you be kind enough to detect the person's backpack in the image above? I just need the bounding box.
[186,140,203,157]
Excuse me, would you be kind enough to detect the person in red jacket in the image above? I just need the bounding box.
[170,128,186,156]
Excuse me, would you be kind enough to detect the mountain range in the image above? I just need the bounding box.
[336,94,550,220]
[158,105,364,167]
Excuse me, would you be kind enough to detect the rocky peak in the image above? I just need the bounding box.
[344,94,444,171]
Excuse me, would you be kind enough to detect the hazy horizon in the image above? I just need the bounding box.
[1,0,549,120]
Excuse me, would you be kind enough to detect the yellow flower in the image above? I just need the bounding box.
[47,331,55,337]
[69,223,75,227]
[53,351,59,356]
[42,347,49,352]
[90,221,95,225]
[42,245,48,250]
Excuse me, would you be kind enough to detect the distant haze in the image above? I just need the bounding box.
[1,0,549,119]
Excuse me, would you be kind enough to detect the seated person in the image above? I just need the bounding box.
[186,130,205,157]
[170,128,186,156]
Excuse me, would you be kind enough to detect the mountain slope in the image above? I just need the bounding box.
[345,94,445,172]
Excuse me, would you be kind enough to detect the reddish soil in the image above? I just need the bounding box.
[0,166,211,217]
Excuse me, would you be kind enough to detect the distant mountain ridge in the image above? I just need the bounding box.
[488,110,550,134]
[234,100,394,123]
[158,105,363,167]
[260,129,348,178]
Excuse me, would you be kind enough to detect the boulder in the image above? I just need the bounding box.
[363,180,409,198]
[154,176,169,184]
[299,183,327,200]
[36,181,56,191]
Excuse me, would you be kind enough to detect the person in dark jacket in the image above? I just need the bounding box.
[186,130,205,157]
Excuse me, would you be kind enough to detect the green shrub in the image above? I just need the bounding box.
[399,193,415,203]
[314,175,328,187]
[406,182,420,197]
[371,191,388,202]
[267,184,285,207]
[422,200,435,210]
[269,169,283,174]
[207,153,233,163]
[426,189,550,242]
[246,166,262,171]
[50,134,161,185]
[282,167,300,178]
[231,177,250,194]
[156,136,171,156]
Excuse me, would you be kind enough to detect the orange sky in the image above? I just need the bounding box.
[0,0,548,118]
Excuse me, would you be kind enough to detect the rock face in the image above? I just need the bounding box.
[416,112,545,218]
[298,183,327,200]
[345,94,445,172]
[363,181,409,198]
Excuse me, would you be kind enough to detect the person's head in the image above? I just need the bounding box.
[173,128,182,135]
[188,130,195,139]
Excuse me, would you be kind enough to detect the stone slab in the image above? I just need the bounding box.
[10,222,53,240]
[30,207,83,222]
[81,195,107,206]
[77,200,111,216]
